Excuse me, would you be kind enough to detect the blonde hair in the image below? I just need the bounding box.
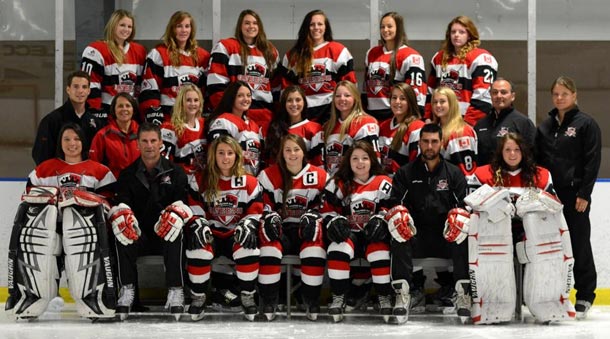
[203,135,246,202]
[171,84,203,138]
[441,15,481,69]
[432,87,466,144]
[324,81,367,143]
[103,9,136,65]
[162,11,200,67]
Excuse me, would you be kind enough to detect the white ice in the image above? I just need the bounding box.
[2,304,609,339]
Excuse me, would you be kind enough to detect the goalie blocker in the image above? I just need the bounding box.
[515,189,576,322]
[6,187,116,319]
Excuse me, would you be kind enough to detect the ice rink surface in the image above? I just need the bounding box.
[2,305,609,339]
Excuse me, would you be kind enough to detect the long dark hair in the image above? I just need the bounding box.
[287,9,333,77]
[333,140,385,198]
[56,123,88,161]
[264,86,307,161]
[277,134,308,215]
[490,132,538,187]
[234,9,277,74]
[204,80,251,136]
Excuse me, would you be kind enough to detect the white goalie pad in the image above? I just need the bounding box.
[515,189,576,322]
[62,206,115,318]
[8,203,60,319]
[464,185,515,324]
[21,186,59,205]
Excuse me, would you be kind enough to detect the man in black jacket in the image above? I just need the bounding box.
[389,123,470,318]
[474,78,536,166]
[32,71,100,165]
[110,122,190,320]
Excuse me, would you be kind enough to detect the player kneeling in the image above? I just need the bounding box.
[6,187,116,320]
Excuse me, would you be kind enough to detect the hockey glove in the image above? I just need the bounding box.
[109,203,141,246]
[385,205,416,242]
[234,218,258,249]
[299,210,323,242]
[154,200,193,242]
[364,213,390,242]
[187,216,213,250]
[326,215,351,243]
[259,211,282,243]
[443,208,470,244]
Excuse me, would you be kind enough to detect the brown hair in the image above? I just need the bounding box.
[440,15,480,69]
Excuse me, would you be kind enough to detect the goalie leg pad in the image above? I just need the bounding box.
[7,202,60,319]
[62,205,116,318]
[467,209,516,324]
[517,193,576,322]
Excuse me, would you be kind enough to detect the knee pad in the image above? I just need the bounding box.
[62,204,116,318]
[7,201,60,319]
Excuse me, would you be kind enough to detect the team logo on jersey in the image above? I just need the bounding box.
[213,194,241,225]
[436,179,449,191]
[440,69,463,91]
[496,127,510,137]
[238,63,270,91]
[564,127,577,138]
[58,173,82,188]
[367,66,389,96]
[299,63,332,92]
[458,137,471,149]
[177,73,200,88]
[484,55,492,64]
[160,174,172,185]
[350,199,376,230]
[325,142,344,168]
[411,55,422,65]
[117,71,137,93]
[285,194,309,218]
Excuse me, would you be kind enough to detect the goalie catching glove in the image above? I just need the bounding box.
[154,200,193,242]
[234,218,258,249]
[363,213,390,242]
[259,211,282,243]
[299,210,323,242]
[109,203,141,245]
[187,216,213,250]
[443,208,470,244]
[385,205,416,242]
[326,215,351,243]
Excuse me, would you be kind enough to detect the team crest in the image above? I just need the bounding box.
[215,194,240,225]
[440,68,463,91]
[306,63,327,92]
[117,71,137,93]
[564,127,577,138]
[350,199,376,230]
[237,63,269,91]
[436,179,449,191]
[496,127,510,137]
[178,73,199,87]
[367,65,389,96]
[58,173,82,188]
[285,194,309,218]
[160,175,172,185]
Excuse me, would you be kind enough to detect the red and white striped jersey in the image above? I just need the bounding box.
[442,124,478,176]
[280,41,357,122]
[378,118,424,175]
[160,117,207,177]
[139,45,210,124]
[466,164,555,199]
[364,44,427,116]
[426,48,498,126]
[207,38,280,128]
[198,174,263,238]
[208,113,262,176]
[80,41,147,113]
[258,163,328,225]
[324,115,380,177]
[27,158,116,198]
[322,175,393,231]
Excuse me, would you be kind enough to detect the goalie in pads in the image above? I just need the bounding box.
[465,132,575,323]
[6,124,118,320]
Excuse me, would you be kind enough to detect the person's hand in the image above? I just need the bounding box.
[575,197,589,213]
